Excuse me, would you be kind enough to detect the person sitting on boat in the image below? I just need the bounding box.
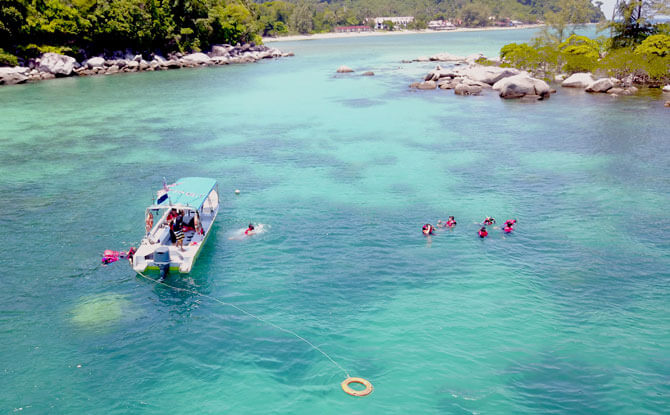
[245,223,255,235]
[483,217,496,226]
[422,224,435,236]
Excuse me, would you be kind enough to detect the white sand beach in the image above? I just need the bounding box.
[263,24,545,43]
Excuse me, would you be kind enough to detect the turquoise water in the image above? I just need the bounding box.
[1,28,669,414]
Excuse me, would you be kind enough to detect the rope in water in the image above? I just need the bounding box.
[134,270,351,379]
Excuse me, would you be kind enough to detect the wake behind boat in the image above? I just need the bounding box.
[133,177,219,276]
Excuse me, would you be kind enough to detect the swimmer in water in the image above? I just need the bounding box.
[483,217,496,226]
[478,227,488,238]
[503,219,517,227]
[446,216,457,228]
[244,223,255,235]
[422,224,435,236]
[503,224,514,233]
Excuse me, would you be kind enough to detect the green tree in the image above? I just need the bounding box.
[460,3,489,27]
[0,0,27,48]
[559,33,599,72]
[608,0,665,48]
[92,0,154,51]
[634,33,670,57]
[207,2,256,46]
[288,0,312,34]
[26,0,92,49]
[537,0,595,44]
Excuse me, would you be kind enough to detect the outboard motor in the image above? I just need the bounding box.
[154,247,170,280]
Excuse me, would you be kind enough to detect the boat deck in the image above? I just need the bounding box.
[133,208,216,274]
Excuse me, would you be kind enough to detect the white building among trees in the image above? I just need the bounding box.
[371,16,415,30]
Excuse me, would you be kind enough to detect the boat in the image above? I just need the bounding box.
[132,177,219,276]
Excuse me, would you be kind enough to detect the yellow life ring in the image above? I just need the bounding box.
[341,377,373,397]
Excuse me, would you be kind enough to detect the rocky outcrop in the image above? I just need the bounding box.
[457,65,521,85]
[416,80,437,90]
[423,64,518,87]
[428,52,466,62]
[181,52,211,65]
[607,87,626,95]
[37,53,77,76]
[0,67,29,85]
[493,74,551,99]
[211,45,233,57]
[337,65,354,73]
[424,65,457,81]
[454,84,482,96]
[211,56,230,65]
[85,57,105,68]
[562,72,594,88]
[1,44,293,87]
[586,78,618,93]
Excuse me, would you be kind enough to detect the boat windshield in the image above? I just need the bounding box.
[202,188,219,213]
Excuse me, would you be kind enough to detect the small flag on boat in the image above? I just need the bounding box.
[157,177,170,204]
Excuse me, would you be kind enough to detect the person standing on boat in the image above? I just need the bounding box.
[172,211,186,251]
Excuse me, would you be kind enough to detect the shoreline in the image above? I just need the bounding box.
[263,24,545,43]
[0,44,294,87]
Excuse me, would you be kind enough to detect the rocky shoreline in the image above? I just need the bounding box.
[404,51,670,103]
[0,43,294,86]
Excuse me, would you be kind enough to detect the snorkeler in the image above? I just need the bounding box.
[503,219,517,227]
[503,224,514,233]
[446,216,457,228]
[478,227,488,238]
[422,224,435,236]
[244,223,255,235]
[483,217,496,225]
[102,247,136,265]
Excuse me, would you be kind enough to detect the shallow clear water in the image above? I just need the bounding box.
[1,28,669,414]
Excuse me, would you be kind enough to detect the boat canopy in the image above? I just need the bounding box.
[155,177,218,210]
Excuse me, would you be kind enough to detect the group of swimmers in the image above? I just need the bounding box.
[422,216,517,238]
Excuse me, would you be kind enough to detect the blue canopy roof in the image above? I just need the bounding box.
[157,177,217,210]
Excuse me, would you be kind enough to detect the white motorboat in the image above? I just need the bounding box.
[132,177,219,276]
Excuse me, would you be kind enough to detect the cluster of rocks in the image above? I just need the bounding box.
[405,52,489,66]
[561,72,639,96]
[336,65,374,76]
[411,64,552,100]
[405,51,670,105]
[0,43,294,86]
